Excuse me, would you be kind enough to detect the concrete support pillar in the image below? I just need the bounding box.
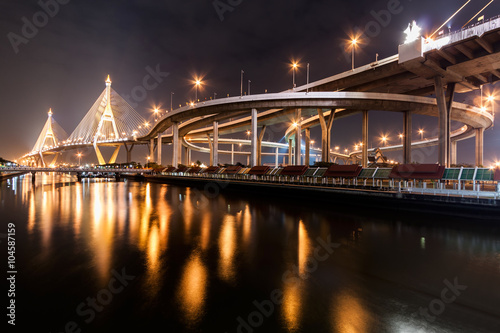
[295,109,302,165]
[149,138,155,163]
[288,139,293,165]
[475,127,484,167]
[124,143,134,163]
[257,125,266,166]
[318,109,334,163]
[403,111,412,164]
[250,108,258,167]
[275,147,279,167]
[172,122,179,167]
[434,77,455,167]
[157,133,162,166]
[362,110,369,167]
[304,128,311,166]
[183,146,189,165]
[231,144,235,165]
[213,121,219,166]
[450,140,457,166]
[187,148,192,165]
[206,133,213,166]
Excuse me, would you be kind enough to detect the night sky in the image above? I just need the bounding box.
[1,0,499,165]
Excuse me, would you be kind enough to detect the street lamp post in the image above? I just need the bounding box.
[292,63,298,90]
[240,70,244,97]
[77,153,82,166]
[351,39,357,70]
[248,80,251,95]
[170,92,174,111]
[195,79,201,102]
[419,129,424,141]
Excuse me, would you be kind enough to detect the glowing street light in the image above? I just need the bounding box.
[350,39,357,70]
[194,79,202,101]
[146,156,150,167]
[380,135,388,146]
[399,133,404,144]
[418,129,424,141]
[153,108,159,122]
[291,62,298,89]
[77,153,82,166]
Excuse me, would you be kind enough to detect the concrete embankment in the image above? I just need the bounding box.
[143,175,500,221]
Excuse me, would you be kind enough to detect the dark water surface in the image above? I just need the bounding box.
[1,173,500,332]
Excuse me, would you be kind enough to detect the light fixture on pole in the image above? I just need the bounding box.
[291,62,298,90]
[194,79,202,102]
[306,63,310,92]
[418,129,424,141]
[351,39,357,70]
[170,92,174,111]
[240,70,244,97]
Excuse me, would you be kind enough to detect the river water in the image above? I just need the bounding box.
[1,173,499,332]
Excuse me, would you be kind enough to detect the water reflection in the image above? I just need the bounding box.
[3,174,500,333]
[333,291,371,333]
[218,215,237,283]
[177,251,207,326]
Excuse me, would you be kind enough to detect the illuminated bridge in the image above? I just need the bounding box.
[20,16,500,169]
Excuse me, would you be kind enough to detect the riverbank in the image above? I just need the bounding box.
[144,175,500,221]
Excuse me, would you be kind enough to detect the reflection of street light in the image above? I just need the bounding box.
[418,129,424,141]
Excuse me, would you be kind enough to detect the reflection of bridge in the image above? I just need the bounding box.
[21,17,500,168]
[2,166,152,182]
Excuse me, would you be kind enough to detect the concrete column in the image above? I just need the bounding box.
[362,110,369,167]
[295,109,302,165]
[213,121,219,166]
[187,148,191,165]
[288,139,293,165]
[318,109,334,162]
[450,140,457,166]
[206,133,213,166]
[257,125,266,166]
[231,144,235,165]
[172,122,179,167]
[124,143,134,163]
[275,147,279,167]
[434,77,454,167]
[475,127,484,167]
[157,133,162,166]
[250,108,258,167]
[183,146,188,165]
[149,138,155,163]
[403,111,412,164]
[304,128,310,166]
